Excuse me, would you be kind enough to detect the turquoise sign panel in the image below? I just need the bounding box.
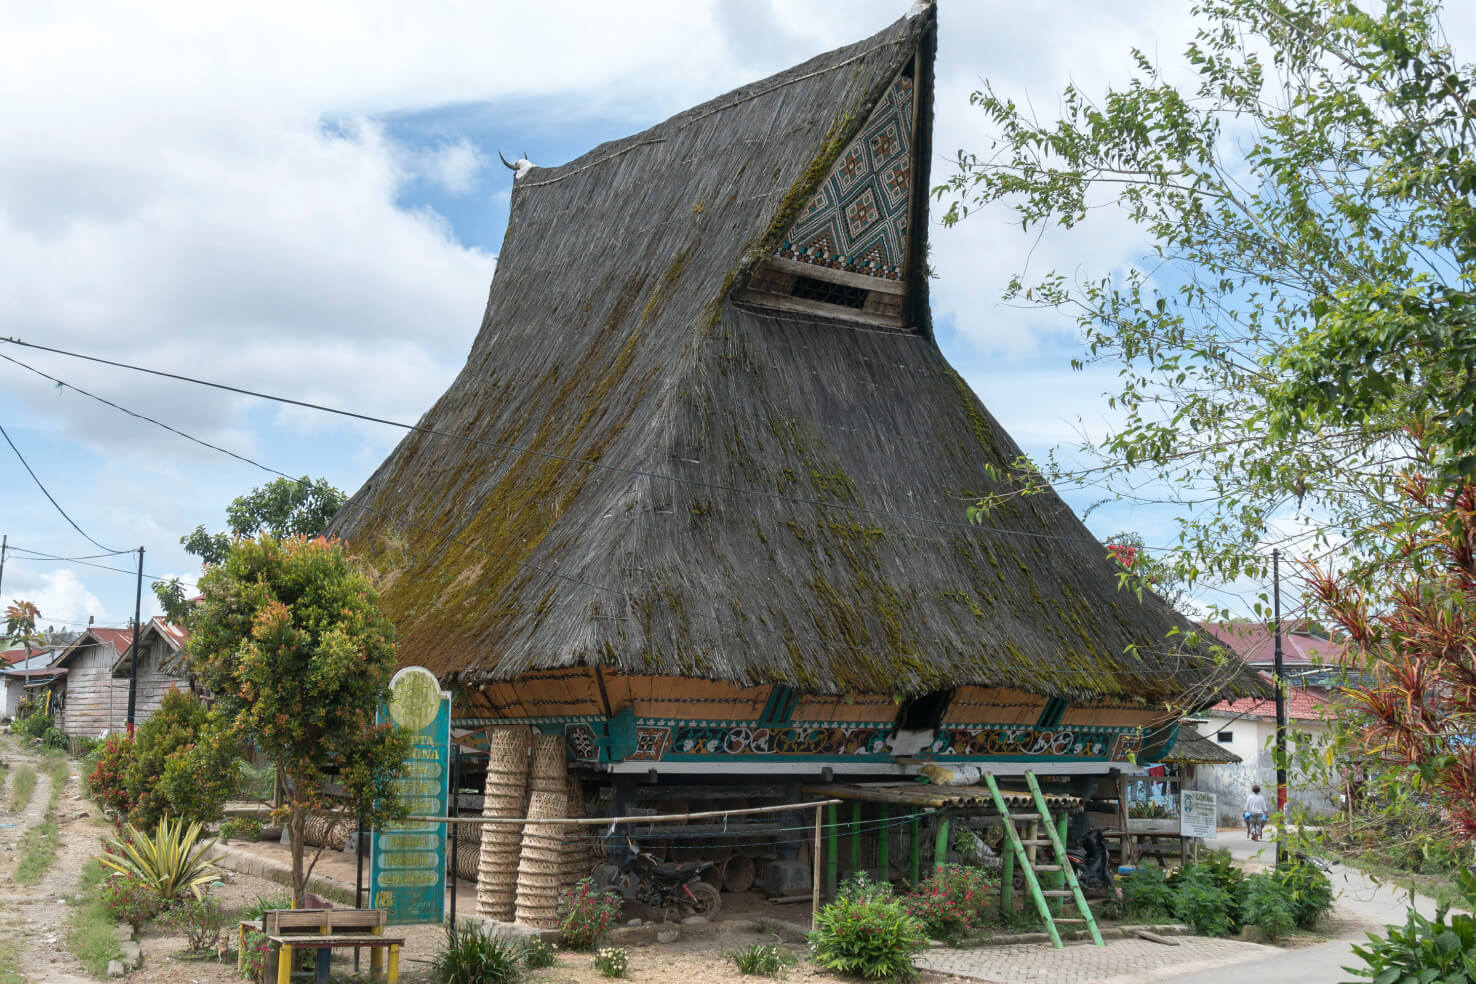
[370,666,449,924]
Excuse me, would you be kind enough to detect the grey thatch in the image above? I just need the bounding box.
[329,6,1262,706]
[1161,726,1243,766]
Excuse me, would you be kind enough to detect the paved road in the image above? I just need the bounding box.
[1169,829,1445,984]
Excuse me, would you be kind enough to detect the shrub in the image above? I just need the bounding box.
[1347,870,1476,983]
[1240,873,1296,940]
[593,946,629,978]
[730,942,795,976]
[838,869,895,903]
[162,895,228,954]
[903,864,992,942]
[98,815,221,902]
[41,725,70,750]
[99,873,163,932]
[87,734,136,817]
[1119,864,1176,919]
[126,690,240,828]
[432,921,523,984]
[219,817,264,842]
[238,928,270,982]
[1275,856,1333,930]
[241,892,292,922]
[1168,866,1236,937]
[14,709,52,741]
[558,879,621,952]
[523,937,557,969]
[809,893,927,983]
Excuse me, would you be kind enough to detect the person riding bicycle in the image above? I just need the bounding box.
[1243,785,1269,840]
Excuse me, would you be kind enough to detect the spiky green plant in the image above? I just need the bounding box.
[96,815,221,902]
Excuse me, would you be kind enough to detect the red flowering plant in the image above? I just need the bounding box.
[87,733,137,818]
[558,878,621,951]
[904,864,993,942]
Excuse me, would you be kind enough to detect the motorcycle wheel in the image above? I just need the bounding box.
[682,881,721,919]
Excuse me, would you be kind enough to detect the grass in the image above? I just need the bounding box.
[13,820,60,884]
[68,860,123,976]
[7,765,36,812]
[0,906,25,984]
[40,754,68,810]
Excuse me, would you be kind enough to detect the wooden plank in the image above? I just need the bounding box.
[730,289,908,329]
[763,256,907,295]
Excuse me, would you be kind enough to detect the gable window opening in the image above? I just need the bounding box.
[790,275,868,310]
[1217,731,1234,743]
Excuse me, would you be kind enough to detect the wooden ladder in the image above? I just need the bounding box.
[983,771,1104,948]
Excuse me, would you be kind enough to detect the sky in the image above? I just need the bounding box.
[2,1,1469,635]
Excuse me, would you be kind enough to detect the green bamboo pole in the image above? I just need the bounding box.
[877,805,890,880]
[933,813,950,875]
[1001,827,1014,914]
[1054,814,1069,916]
[850,801,862,876]
[908,812,920,887]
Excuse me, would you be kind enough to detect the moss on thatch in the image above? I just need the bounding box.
[329,7,1261,706]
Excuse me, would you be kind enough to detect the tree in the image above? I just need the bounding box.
[936,0,1476,586]
[185,535,409,905]
[180,476,346,566]
[1104,532,1190,612]
[5,600,42,693]
[156,476,347,621]
[1306,471,1476,843]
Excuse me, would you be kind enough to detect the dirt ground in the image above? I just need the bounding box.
[0,735,959,984]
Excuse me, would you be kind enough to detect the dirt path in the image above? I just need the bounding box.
[0,740,112,984]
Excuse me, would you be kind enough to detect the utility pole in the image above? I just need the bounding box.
[1272,548,1288,862]
[125,546,143,737]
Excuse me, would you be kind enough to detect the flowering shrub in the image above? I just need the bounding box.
[838,869,894,903]
[99,873,163,932]
[593,946,629,978]
[239,927,270,982]
[559,878,621,952]
[809,894,927,983]
[162,895,228,954]
[903,864,992,942]
[87,733,136,818]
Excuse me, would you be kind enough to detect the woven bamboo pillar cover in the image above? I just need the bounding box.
[515,789,568,928]
[528,735,567,794]
[476,725,530,921]
[559,774,587,893]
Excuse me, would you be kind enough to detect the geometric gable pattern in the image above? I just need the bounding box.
[775,71,915,280]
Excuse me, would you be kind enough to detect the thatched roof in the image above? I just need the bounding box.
[1161,726,1242,766]
[329,6,1262,705]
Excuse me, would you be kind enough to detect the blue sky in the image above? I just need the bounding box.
[5,0,1466,633]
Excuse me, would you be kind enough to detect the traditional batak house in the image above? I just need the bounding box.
[329,4,1260,913]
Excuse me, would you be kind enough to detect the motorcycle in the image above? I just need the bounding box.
[592,836,723,920]
[1065,828,1117,897]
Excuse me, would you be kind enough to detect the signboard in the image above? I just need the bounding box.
[1180,789,1217,839]
[370,666,450,924]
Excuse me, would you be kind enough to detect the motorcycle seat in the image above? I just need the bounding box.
[651,860,711,880]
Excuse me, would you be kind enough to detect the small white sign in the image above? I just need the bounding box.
[1180,790,1217,839]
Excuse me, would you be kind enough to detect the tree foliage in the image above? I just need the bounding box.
[178,476,346,567]
[936,0,1476,583]
[1307,472,1476,842]
[186,535,408,904]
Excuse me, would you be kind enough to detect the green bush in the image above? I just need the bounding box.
[1274,857,1333,930]
[125,690,240,828]
[729,942,795,976]
[99,873,163,932]
[1347,869,1476,983]
[1119,864,1176,919]
[1168,866,1236,937]
[87,734,135,817]
[97,815,221,902]
[903,864,992,942]
[432,921,523,984]
[558,879,621,952]
[219,816,264,842]
[14,709,52,741]
[162,895,228,954]
[1240,873,1296,940]
[523,938,557,969]
[809,894,927,983]
[838,869,894,902]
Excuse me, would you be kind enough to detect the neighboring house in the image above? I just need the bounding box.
[1201,683,1335,824]
[1,648,58,719]
[50,619,191,737]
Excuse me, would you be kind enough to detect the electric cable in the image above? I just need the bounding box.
[0,421,129,555]
[5,544,188,588]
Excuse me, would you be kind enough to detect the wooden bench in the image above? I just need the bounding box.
[237,907,404,984]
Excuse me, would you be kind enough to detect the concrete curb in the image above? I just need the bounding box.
[959,922,1191,947]
[211,843,356,905]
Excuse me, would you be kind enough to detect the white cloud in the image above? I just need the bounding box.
[407,138,486,195]
[5,569,108,628]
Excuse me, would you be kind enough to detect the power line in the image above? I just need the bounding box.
[0,336,1148,549]
[0,421,129,555]
[6,544,189,589]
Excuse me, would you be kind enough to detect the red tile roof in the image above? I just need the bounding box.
[1,647,51,666]
[1212,679,1332,721]
[1196,620,1347,666]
